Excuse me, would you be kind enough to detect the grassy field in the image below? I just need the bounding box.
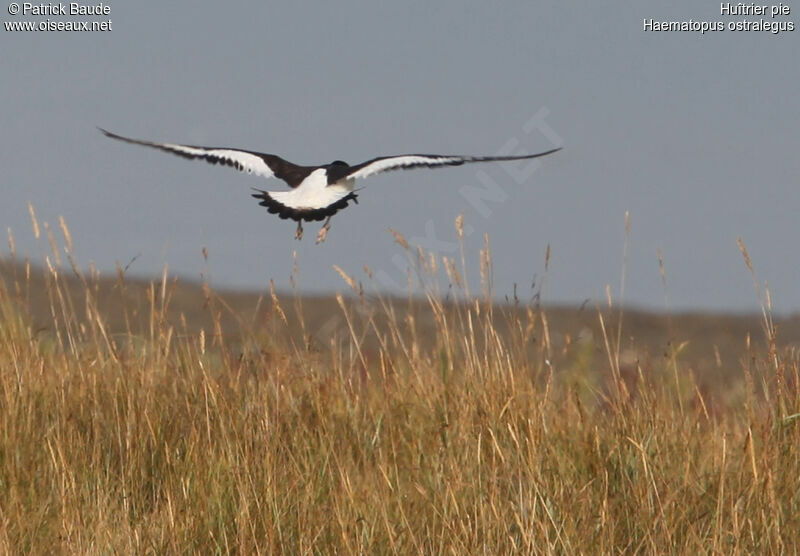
[0,215,798,553]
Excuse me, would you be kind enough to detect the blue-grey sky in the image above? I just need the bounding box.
[1,1,797,312]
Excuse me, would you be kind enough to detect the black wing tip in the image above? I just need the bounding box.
[491,146,563,161]
[503,147,562,160]
[98,127,128,142]
[538,146,563,156]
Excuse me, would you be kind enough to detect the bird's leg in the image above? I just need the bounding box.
[295,220,303,240]
[316,216,333,244]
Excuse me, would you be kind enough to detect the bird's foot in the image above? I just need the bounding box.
[295,222,303,240]
[316,217,332,244]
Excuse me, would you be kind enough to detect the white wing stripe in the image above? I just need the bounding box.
[99,129,278,180]
[347,155,465,180]
[345,149,562,181]
[160,145,276,178]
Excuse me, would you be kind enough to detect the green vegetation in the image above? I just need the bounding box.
[0,213,798,553]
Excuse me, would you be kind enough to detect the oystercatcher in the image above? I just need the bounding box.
[100,128,561,243]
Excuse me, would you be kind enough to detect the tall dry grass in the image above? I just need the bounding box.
[0,209,798,553]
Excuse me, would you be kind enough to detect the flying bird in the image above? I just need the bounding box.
[100,128,561,243]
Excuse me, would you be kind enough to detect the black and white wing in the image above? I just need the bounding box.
[344,148,562,181]
[99,128,312,187]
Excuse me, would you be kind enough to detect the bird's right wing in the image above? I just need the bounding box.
[344,148,562,181]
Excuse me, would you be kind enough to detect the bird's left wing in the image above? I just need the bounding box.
[99,128,310,186]
[344,148,562,181]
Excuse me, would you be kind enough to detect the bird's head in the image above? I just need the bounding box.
[325,160,353,184]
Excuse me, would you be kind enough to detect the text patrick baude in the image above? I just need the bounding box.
[18,2,110,15]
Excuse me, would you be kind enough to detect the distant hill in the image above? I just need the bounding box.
[2,256,798,380]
